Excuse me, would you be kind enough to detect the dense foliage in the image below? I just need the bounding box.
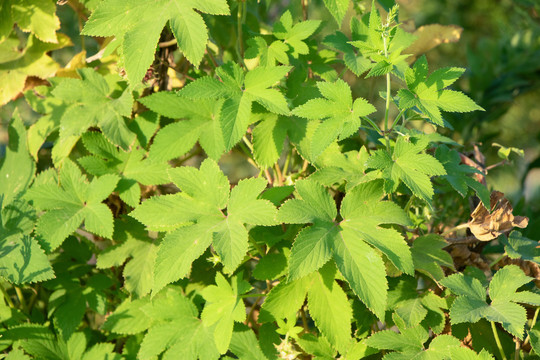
[1,0,539,359]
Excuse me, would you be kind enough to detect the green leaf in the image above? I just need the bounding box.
[310,147,380,190]
[97,217,157,297]
[292,79,375,158]
[333,224,388,320]
[26,160,119,251]
[252,114,289,168]
[79,131,170,207]
[229,324,267,360]
[307,264,352,353]
[273,10,321,57]
[411,234,455,281]
[259,277,310,322]
[366,135,446,205]
[180,63,290,150]
[138,286,220,360]
[0,112,35,205]
[278,179,410,320]
[140,93,226,161]
[500,231,540,265]
[435,145,490,209]
[442,265,536,339]
[323,0,350,26]
[51,69,134,153]
[153,220,218,294]
[82,0,230,83]
[11,0,60,43]
[296,333,337,359]
[132,159,276,286]
[398,56,483,126]
[102,296,152,335]
[340,181,414,275]
[201,273,251,354]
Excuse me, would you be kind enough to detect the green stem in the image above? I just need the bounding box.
[491,321,508,360]
[404,195,415,213]
[236,0,245,62]
[15,287,27,312]
[240,293,266,298]
[0,282,15,308]
[242,135,253,152]
[382,36,391,153]
[362,116,383,136]
[390,108,406,131]
[282,150,291,179]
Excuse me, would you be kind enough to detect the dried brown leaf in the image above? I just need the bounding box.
[468,191,528,241]
[405,24,463,59]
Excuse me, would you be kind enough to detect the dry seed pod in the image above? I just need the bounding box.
[468,191,528,241]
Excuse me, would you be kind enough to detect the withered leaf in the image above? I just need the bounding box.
[468,191,528,241]
[405,24,463,60]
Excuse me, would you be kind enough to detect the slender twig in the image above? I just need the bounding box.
[274,163,284,186]
[301,0,308,20]
[491,321,508,360]
[440,223,469,237]
[159,38,177,48]
[264,169,274,185]
[486,160,508,172]
[514,338,520,360]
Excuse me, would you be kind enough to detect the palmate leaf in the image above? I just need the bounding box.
[179,63,291,150]
[277,179,412,320]
[82,0,230,84]
[310,147,380,190]
[442,265,540,339]
[500,231,540,265]
[127,286,220,360]
[139,92,226,161]
[365,330,463,360]
[366,135,446,205]
[410,234,455,282]
[130,159,277,293]
[50,68,134,155]
[259,264,353,353]
[201,273,251,354]
[0,326,122,360]
[26,160,118,252]
[97,217,157,298]
[78,132,170,207]
[435,145,490,209]
[245,10,320,66]
[291,79,375,159]
[397,55,483,126]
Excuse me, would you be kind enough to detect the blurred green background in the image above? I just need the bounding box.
[1,0,539,235]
